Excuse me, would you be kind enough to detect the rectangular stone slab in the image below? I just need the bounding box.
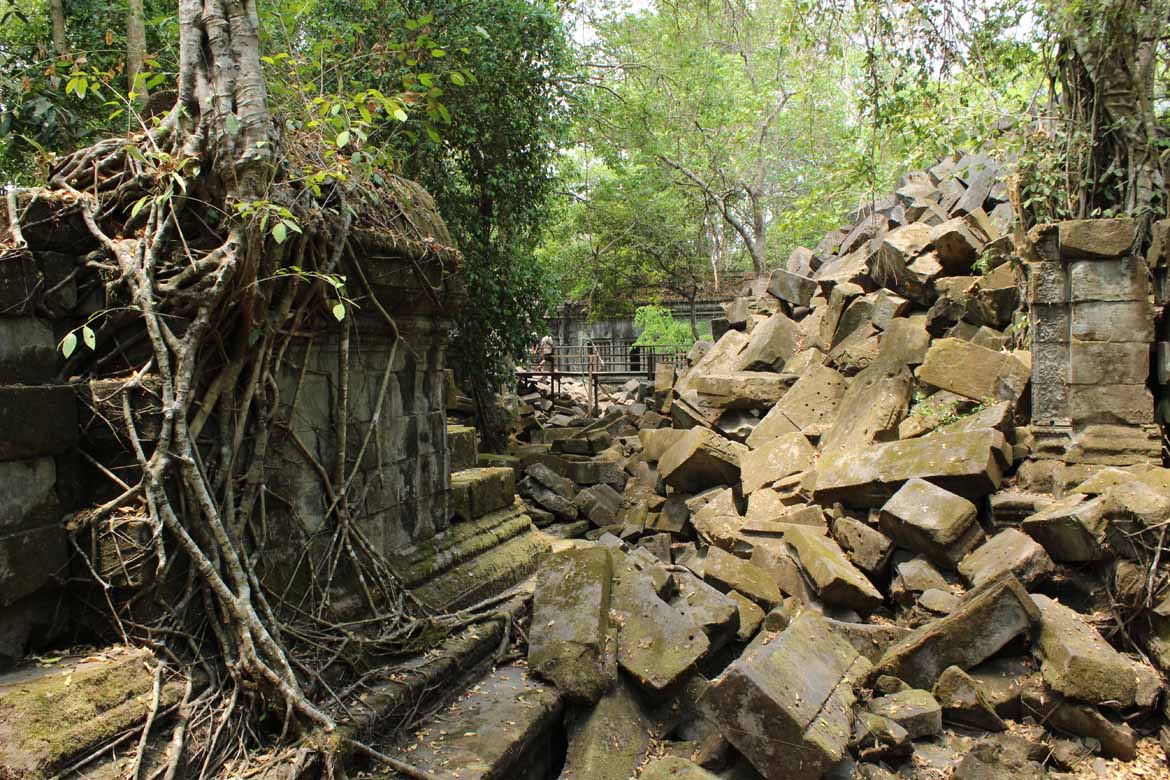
[613,565,710,692]
[705,612,871,780]
[814,430,1005,509]
[528,547,615,702]
[873,575,1039,690]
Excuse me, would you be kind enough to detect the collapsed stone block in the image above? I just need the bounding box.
[831,514,893,577]
[561,678,651,780]
[878,478,984,567]
[785,524,883,611]
[867,689,942,739]
[1032,594,1161,710]
[819,361,912,457]
[706,612,871,780]
[659,428,746,493]
[874,576,1039,690]
[931,218,983,274]
[957,528,1055,589]
[814,430,1006,508]
[574,483,623,526]
[915,338,1030,403]
[746,364,848,447]
[1020,493,1109,562]
[702,546,781,608]
[739,432,814,495]
[528,547,615,702]
[690,371,789,409]
[933,665,1006,731]
[612,562,710,692]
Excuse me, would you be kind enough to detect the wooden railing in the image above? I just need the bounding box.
[521,343,689,378]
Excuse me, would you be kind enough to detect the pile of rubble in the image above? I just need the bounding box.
[513,154,1170,779]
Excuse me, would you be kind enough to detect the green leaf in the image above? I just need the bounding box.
[332,302,346,321]
[60,332,77,358]
[336,130,350,147]
[450,72,465,87]
[130,196,150,219]
[82,326,96,350]
[393,107,408,122]
[430,49,446,58]
[272,222,288,244]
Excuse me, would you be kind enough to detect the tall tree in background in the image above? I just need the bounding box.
[126,0,147,106]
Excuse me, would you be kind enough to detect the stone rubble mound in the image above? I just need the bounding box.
[511,153,1170,779]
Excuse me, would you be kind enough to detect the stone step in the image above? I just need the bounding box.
[449,467,516,522]
[394,500,535,588]
[374,663,564,780]
[411,529,551,611]
[447,424,479,471]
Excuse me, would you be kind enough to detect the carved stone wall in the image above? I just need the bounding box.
[1026,219,1160,464]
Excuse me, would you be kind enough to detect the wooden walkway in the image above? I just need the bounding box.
[516,343,688,400]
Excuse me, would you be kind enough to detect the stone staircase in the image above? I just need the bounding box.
[390,423,550,612]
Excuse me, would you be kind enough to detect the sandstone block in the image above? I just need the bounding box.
[874,576,1040,690]
[831,514,893,577]
[1070,300,1154,343]
[957,528,1055,589]
[613,563,710,692]
[879,478,985,567]
[574,483,622,526]
[1058,218,1137,259]
[702,546,781,608]
[931,218,983,274]
[1020,494,1109,562]
[732,312,802,371]
[561,679,650,780]
[0,318,57,384]
[915,338,1030,403]
[768,268,818,308]
[659,428,746,493]
[740,432,814,494]
[933,665,1005,730]
[867,689,942,739]
[746,364,848,447]
[691,371,789,409]
[815,430,1006,508]
[707,612,870,780]
[528,547,615,701]
[1032,594,1161,709]
[785,524,883,611]
[0,386,77,460]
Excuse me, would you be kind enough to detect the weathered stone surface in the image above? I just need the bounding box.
[831,514,893,577]
[785,525,883,611]
[0,386,77,461]
[878,317,932,366]
[867,689,942,739]
[820,361,912,457]
[951,734,1046,780]
[740,432,814,495]
[957,529,1054,589]
[732,312,802,371]
[691,371,789,409]
[933,665,1005,730]
[879,478,984,567]
[916,338,1029,403]
[815,430,1006,508]
[688,488,744,551]
[451,467,516,521]
[670,568,739,649]
[1032,594,1161,709]
[523,461,574,499]
[729,590,765,641]
[768,268,818,308]
[639,756,720,780]
[1018,683,1137,760]
[874,576,1039,690]
[1067,383,1154,425]
[1058,218,1137,259]
[707,612,870,780]
[0,647,185,780]
[703,547,781,608]
[528,548,615,702]
[890,557,950,606]
[574,484,623,526]
[931,218,983,273]
[1070,299,1154,343]
[612,564,709,692]
[639,428,689,461]
[750,542,819,603]
[898,391,974,439]
[0,318,57,384]
[383,664,563,780]
[746,365,848,447]
[659,428,746,493]
[517,477,577,521]
[1020,493,1109,562]
[561,679,651,780]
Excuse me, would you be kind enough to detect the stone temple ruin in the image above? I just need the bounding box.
[5,153,1170,780]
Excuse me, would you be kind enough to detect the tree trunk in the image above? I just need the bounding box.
[748,190,767,276]
[127,0,148,107]
[689,296,699,340]
[49,0,67,53]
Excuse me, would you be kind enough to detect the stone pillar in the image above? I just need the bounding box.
[1026,219,1160,465]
